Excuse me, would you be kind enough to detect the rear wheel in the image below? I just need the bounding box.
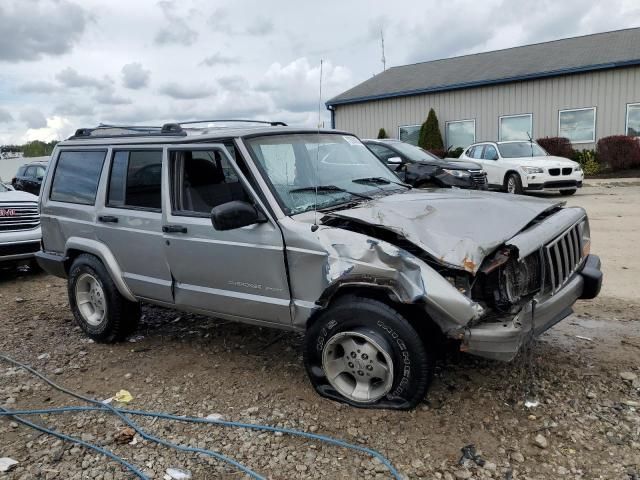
[68,254,140,342]
[560,189,577,196]
[504,173,523,194]
[304,296,433,409]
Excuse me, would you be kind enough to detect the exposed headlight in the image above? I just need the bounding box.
[522,166,544,174]
[442,168,470,178]
[574,165,583,172]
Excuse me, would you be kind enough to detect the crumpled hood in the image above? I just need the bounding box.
[325,189,564,273]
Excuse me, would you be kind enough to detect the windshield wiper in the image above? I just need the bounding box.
[289,185,372,200]
[352,177,411,188]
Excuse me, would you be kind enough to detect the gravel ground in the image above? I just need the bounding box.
[1,184,639,480]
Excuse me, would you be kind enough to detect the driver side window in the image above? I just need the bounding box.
[171,150,250,216]
[483,145,498,160]
[367,144,397,162]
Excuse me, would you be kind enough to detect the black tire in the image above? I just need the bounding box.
[304,296,433,410]
[560,189,577,196]
[68,254,140,342]
[504,172,523,194]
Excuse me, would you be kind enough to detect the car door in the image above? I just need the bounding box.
[22,166,37,194]
[480,144,503,186]
[161,144,291,326]
[33,165,46,195]
[95,147,174,303]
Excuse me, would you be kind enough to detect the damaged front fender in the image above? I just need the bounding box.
[282,216,484,334]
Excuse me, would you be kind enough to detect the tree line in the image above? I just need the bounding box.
[0,140,58,158]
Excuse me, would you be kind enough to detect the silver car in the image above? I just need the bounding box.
[36,121,602,410]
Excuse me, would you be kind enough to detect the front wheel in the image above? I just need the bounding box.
[304,296,433,410]
[504,172,523,194]
[560,189,577,196]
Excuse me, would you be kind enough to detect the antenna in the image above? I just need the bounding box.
[311,59,323,233]
[526,131,534,158]
[380,29,386,71]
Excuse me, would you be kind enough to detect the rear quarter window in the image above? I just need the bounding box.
[50,150,106,205]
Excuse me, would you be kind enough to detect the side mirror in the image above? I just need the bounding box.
[387,156,402,165]
[211,200,267,231]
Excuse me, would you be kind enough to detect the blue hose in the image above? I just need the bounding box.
[0,353,402,479]
[0,406,147,479]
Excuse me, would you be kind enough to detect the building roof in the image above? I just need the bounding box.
[327,28,640,107]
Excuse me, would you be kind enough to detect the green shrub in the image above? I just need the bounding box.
[418,108,444,151]
[445,147,464,158]
[536,137,575,158]
[377,128,388,139]
[575,150,600,176]
[596,135,640,171]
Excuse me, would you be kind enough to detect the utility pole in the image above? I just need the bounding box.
[381,29,386,71]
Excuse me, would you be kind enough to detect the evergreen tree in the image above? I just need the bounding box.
[418,108,444,150]
[377,128,388,139]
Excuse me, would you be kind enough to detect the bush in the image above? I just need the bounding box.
[428,148,446,158]
[377,128,388,139]
[536,137,575,158]
[445,147,464,158]
[418,108,444,151]
[575,150,601,176]
[596,135,640,171]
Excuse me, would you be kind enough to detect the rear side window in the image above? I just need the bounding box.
[108,150,162,210]
[50,151,106,205]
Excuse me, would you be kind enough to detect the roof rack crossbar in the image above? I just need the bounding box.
[177,119,287,127]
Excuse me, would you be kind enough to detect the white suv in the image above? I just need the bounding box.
[459,141,584,195]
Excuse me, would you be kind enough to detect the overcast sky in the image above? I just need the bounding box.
[1,0,639,144]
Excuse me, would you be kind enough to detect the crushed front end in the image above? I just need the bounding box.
[454,208,603,361]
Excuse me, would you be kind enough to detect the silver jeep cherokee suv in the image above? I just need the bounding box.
[37,121,602,410]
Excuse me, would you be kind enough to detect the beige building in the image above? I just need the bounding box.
[327,28,640,150]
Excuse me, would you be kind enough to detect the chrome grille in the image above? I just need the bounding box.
[0,202,40,231]
[544,221,584,294]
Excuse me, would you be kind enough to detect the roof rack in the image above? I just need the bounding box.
[178,119,287,127]
[67,119,287,140]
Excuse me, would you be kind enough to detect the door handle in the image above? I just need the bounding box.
[98,215,119,223]
[162,225,187,234]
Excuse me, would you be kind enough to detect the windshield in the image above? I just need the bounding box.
[390,142,441,162]
[498,142,548,158]
[245,133,404,215]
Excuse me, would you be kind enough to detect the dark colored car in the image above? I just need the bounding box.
[363,139,487,189]
[12,161,48,195]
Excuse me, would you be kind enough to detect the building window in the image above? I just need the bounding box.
[558,107,596,143]
[445,120,475,149]
[499,114,533,141]
[398,125,421,145]
[627,103,640,137]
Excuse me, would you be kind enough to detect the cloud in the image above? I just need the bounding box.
[94,86,132,105]
[207,8,233,35]
[217,75,249,92]
[0,108,13,123]
[155,0,198,46]
[20,109,47,129]
[23,116,73,143]
[246,18,274,36]
[158,82,215,99]
[0,0,89,62]
[17,81,59,94]
[121,62,150,89]
[54,103,95,117]
[257,58,352,112]
[201,53,241,66]
[56,67,111,89]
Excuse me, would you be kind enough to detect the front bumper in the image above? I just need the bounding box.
[434,172,488,190]
[0,227,42,263]
[459,254,602,361]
